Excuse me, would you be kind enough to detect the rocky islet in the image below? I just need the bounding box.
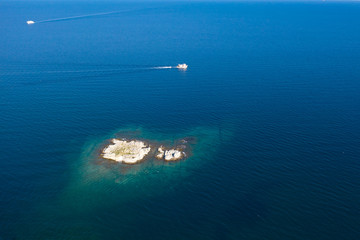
[102,137,192,164]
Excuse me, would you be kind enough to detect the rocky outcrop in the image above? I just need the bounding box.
[155,146,184,161]
[102,137,192,164]
[156,146,165,159]
[102,139,151,164]
[164,149,183,161]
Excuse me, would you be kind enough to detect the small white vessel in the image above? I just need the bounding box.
[27,21,35,25]
[176,63,188,69]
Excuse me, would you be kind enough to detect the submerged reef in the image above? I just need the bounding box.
[102,137,192,164]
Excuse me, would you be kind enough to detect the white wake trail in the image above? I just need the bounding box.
[152,66,173,69]
[36,11,119,23]
[1,66,177,76]
[27,8,146,24]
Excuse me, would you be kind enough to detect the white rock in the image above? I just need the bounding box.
[164,149,183,161]
[102,139,151,164]
[156,146,165,159]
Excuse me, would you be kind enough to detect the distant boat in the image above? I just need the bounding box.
[27,21,35,25]
[176,63,188,69]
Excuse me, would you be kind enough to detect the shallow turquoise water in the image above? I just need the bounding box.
[1,1,360,239]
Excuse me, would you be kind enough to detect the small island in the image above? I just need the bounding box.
[156,146,184,161]
[101,137,192,164]
[102,139,151,164]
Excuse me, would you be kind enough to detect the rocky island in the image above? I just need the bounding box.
[102,137,193,164]
[156,147,184,161]
[102,139,151,164]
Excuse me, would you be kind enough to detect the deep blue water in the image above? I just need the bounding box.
[1,1,360,239]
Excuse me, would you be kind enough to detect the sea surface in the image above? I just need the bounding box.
[1,1,360,239]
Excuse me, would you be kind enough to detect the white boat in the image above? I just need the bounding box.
[176,63,188,69]
[27,21,35,25]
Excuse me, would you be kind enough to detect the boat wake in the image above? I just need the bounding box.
[152,64,188,70]
[26,8,148,25]
[1,64,187,77]
[152,66,172,69]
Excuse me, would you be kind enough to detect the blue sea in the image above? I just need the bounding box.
[1,1,360,239]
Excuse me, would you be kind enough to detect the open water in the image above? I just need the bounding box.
[1,1,360,239]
